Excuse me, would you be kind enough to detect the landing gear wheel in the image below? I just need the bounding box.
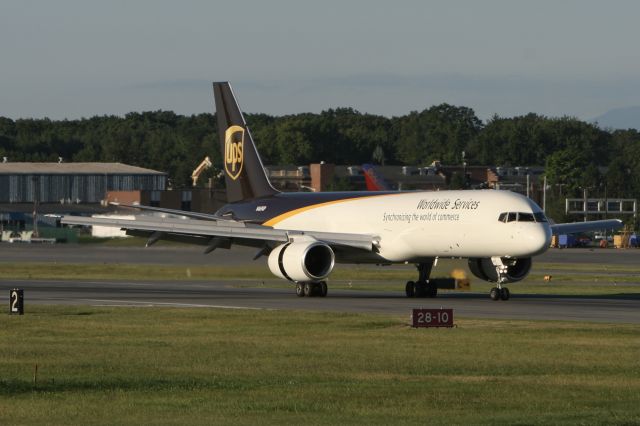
[303,283,313,297]
[490,287,500,301]
[405,281,415,298]
[427,283,438,298]
[500,287,510,301]
[319,281,328,297]
[296,283,305,297]
[414,281,427,298]
[407,260,437,298]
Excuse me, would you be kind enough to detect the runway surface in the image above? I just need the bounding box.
[1,244,639,323]
[1,278,639,323]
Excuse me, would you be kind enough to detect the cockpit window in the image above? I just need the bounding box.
[534,212,547,222]
[499,211,547,223]
[519,213,535,222]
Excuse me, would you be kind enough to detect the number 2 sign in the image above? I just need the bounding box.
[9,289,24,315]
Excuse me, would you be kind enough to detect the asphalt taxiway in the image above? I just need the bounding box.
[1,244,639,323]
[1,277,638,323]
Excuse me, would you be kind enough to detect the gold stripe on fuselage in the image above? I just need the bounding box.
[262,193,402,227]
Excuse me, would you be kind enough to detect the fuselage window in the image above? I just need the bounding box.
[518,212,535,222]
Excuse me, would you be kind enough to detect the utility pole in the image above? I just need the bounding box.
[583,187,588,222]
[542,176,547,213]
[461,151,468,189]
[32,176,39,237]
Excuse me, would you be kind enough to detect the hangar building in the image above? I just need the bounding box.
[0,162,166,204]
[0,162,167,237]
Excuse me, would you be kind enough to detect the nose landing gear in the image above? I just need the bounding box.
[489,286,510,301]
[489,256,511,301]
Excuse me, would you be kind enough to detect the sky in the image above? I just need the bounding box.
[2,0,640,121]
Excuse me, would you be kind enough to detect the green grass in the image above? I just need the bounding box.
[0,262,271,281]
[0,306,639,425]
[77,235,193,247]
[539,262,640,273]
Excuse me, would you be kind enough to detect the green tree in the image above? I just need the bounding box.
[394,104,481,166]
[545,149,588,196]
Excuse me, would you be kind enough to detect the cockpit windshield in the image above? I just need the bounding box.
[498,211,547,223]
[533,212,547,222]
[519,213,535,222]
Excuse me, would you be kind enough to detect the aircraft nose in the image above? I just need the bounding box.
[527,224,552,256]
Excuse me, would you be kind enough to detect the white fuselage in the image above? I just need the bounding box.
[267,190,552,262]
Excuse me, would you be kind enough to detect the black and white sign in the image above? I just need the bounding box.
[9,289,24,315]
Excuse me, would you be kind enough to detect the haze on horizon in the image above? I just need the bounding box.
[2,0,640,122]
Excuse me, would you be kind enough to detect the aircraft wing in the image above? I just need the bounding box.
[550,219,623,235]
[108,202,221,221]
[60,215,376,252]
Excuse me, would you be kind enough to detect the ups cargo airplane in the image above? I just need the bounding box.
[62,82,623,301]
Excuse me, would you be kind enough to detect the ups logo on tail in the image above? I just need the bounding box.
[224,125,244,180]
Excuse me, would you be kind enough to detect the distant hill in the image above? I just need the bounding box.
[592,106,640,130]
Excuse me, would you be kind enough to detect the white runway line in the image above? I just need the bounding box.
[82,298,268,310]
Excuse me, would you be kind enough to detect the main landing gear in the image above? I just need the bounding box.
[489,257,511,301]
[295,281,328,298]
[405,260,438,298]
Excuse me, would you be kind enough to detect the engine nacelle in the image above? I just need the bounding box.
[267,240,335,282]
[468,257,532,283]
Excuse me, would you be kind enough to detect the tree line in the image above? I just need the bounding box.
[0,106,639,203]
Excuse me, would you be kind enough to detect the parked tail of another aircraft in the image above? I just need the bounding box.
[362,164,391,191]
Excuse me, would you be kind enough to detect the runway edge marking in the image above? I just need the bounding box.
[82,299,270,310]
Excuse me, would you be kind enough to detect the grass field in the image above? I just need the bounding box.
[1,306,639,425]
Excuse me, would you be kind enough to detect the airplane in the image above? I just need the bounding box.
[61,82,623,301]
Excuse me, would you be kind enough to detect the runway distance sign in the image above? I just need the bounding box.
[9,289,24,315]
[411,308,453,328]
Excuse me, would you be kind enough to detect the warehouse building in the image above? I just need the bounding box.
[0,162,167,238]
[0,162,166,204]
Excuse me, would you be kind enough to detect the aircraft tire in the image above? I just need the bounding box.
[319,281,328,297]
[296,283,305,297]
[490,287,500,301]
[414,282,423,298]
[500,287,510,301]
[303,283,313,297]
[427,283,438,298]
[405,281,415,298]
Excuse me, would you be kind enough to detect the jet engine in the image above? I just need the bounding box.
[468,257,532,283]
[267,240,335,282]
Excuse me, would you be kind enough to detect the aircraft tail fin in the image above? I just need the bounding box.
[213,82,278,203]
[362,164,391,191]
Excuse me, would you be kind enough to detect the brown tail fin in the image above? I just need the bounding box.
[213,82,278,203]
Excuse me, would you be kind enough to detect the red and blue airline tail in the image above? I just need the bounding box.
[362,164,390,191]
